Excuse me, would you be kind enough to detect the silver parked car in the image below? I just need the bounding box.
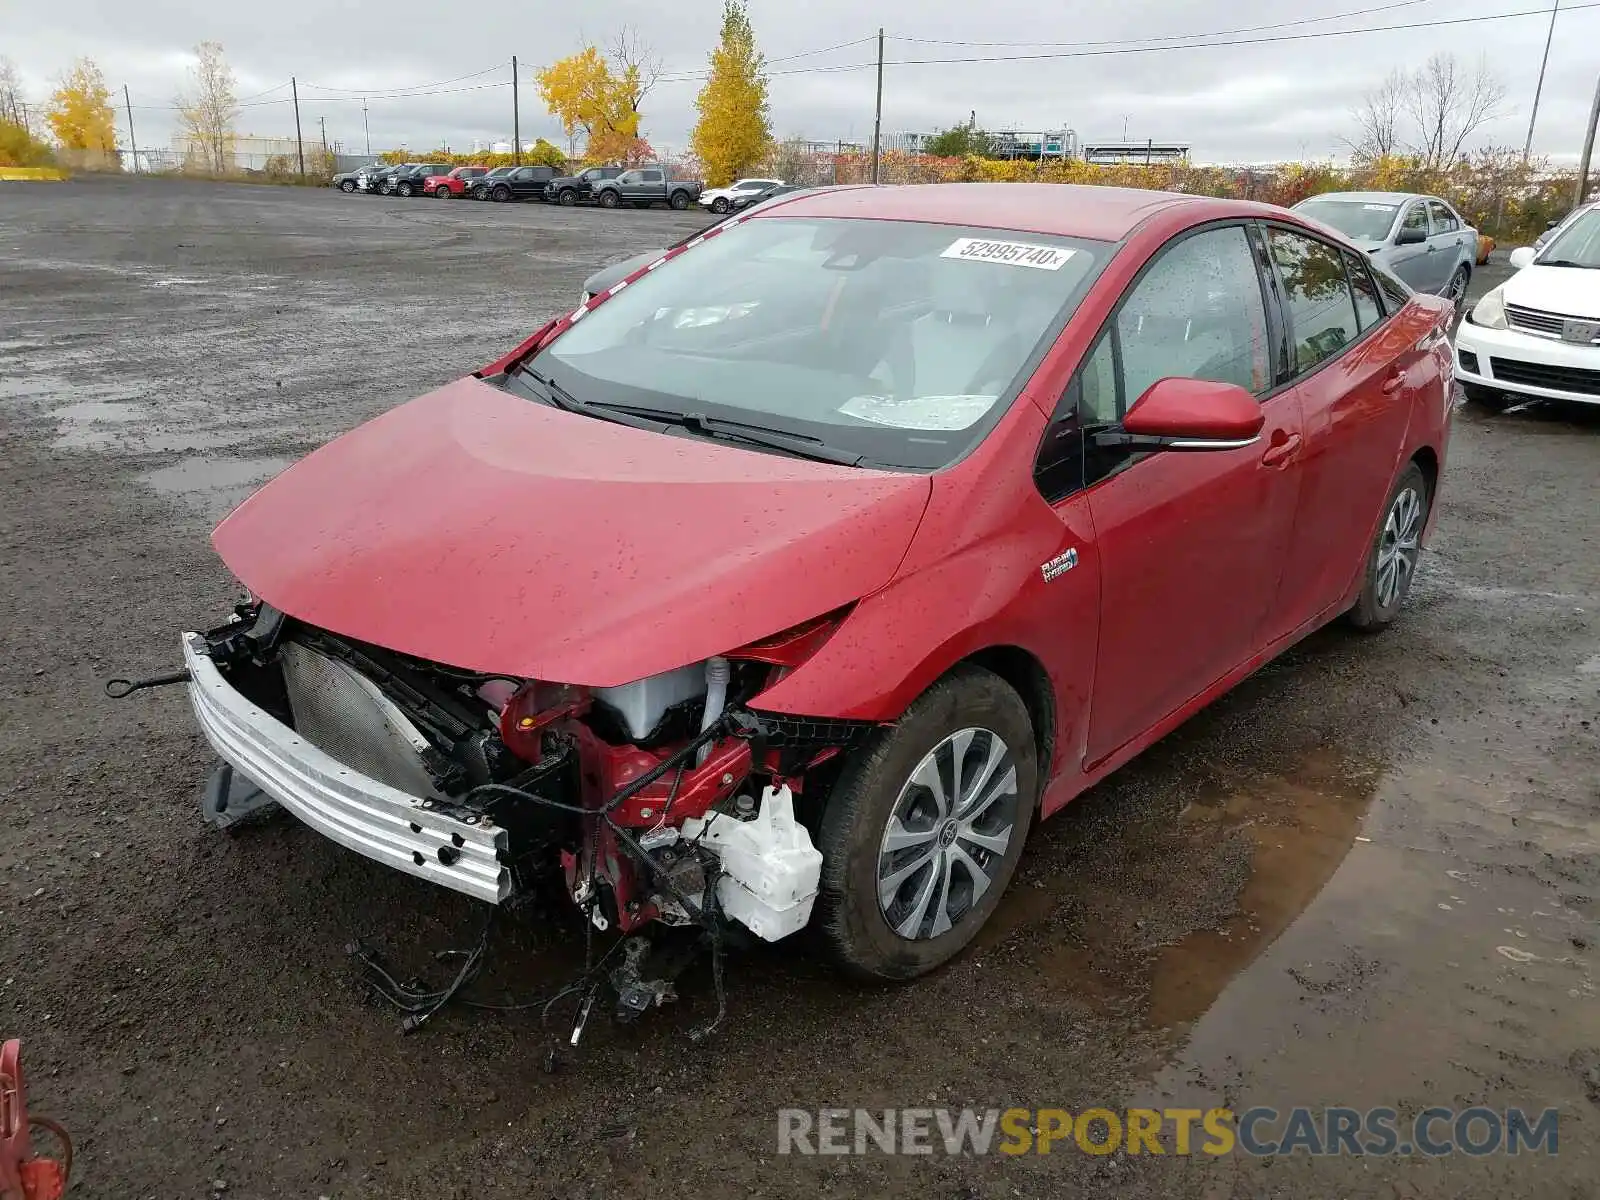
[1291,191,1477,310]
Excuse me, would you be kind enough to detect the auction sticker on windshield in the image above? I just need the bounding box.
[941,238,1076,270]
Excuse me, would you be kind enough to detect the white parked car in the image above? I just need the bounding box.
[1454,202,1600,409]
[698,177,784,214]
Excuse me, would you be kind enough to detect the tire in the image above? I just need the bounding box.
[598,190,620,209]
[397,181,413,197]
[339,180,356,193]
[558,189,577,206]
[1461,382,1511,411]
[816,665,1037,981]
[1348,461,1429,633]
[492,185,511,202]
[711,197,729,214]
[1444,264,1470,316]
[434,186,450,198]
[670,191,691,210]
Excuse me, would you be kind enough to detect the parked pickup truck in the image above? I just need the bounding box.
[592,166,703,210]
[545,166,624,206]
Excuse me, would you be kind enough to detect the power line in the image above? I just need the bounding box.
[299,63,504,95]
[888,0,1433,48]
[767,35,877,64]
[879,1,1600,65]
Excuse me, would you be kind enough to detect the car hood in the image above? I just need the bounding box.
[1502,264,1600,314]
[584,249,664,297]
[212,376,932,686]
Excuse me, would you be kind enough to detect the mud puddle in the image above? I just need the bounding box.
[50,396,247,454]
[138,455,293,521]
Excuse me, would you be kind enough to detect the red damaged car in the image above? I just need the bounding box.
[172,184,1452,991]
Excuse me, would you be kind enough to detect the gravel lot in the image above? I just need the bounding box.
[1,175,1597,1199]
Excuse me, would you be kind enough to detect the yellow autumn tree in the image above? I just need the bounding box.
[535,35,655,163]
[45,58,117,156]
[690,0,771,187]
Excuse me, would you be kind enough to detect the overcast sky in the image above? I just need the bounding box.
[4,0,1596,164]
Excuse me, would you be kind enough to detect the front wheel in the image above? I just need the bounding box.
[396,181,414,197]
[710,196,729,214]
[597,190,620,208]
[670,191,691,210]
[558,189,577,206]
[1349,461,1429,633]
[433,186,450,198]
[492,185,511,202]
[816,666,1037,981]
[339,179,356,193]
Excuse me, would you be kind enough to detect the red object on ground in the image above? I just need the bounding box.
[1,1041,69,1200]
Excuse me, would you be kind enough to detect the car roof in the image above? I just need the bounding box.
[1299,191,1435,205]
[749,183,1277,241]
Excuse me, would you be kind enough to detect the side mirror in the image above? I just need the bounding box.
[1546,219,1559,230]
[1508,246,1537,270]
[1394,225,1427,246]
[1115,378,1265,450]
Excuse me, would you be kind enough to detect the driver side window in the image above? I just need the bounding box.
[1400,203,1428,239]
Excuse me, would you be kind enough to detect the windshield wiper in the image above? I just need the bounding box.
[510,368,664,432]
[571,401,866,466]
[1536,258,1598,269]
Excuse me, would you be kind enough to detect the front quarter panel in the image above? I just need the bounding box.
[752,401,1096,778]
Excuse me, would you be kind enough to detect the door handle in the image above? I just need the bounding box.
[1381,368,1406,395]
[1260,432,1302,468]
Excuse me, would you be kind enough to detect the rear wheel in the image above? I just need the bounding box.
[1349,462,1429,633]
[670,191,691,210]
[816,666,1036,981]
[396,181,414,197]
[1444,265,1470,316]
[598,190,620,208]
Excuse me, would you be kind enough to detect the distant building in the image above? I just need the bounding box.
[1081,141,1190,165]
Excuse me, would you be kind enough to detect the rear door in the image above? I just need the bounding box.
[1426,200,1469,289]
[1257,228,1421,641]
[1388,201,1433,290]
[1053,223,1305,765]
[638,168,665,203]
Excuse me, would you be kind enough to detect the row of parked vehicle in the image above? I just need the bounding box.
[329,161,790,214]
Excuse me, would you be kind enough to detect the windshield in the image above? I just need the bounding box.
[1295,200,1400,243]
[1537,206,1600,267]
[528,216,1106,469]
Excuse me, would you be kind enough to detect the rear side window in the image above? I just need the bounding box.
[1268,229,1361,374]
[643,170,664,182]
[1344,251,1384,332]
[1116,225,1272,404]
[1427,201,1459,234]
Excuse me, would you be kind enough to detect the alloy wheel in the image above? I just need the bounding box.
[876,727,1019,941]
[1446,267,1468,313]
[1376,484,1423,608]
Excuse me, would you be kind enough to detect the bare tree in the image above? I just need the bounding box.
[1404,52,1507,170]
[610,26,662,120]
[175,41,238,172]
[0,56,28,129]
[1344,68,1406,161]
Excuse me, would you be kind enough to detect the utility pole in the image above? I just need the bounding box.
[870,28,884,184]
[1523,0,1561,158]
[123,84,139,173]
[292,76,305,176]
[319,115,328,157]
[1577,70,1600,208]
[362,100,371,156]
[512,55,521,165]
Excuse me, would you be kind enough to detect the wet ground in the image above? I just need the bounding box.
[1,176,1596,1198]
